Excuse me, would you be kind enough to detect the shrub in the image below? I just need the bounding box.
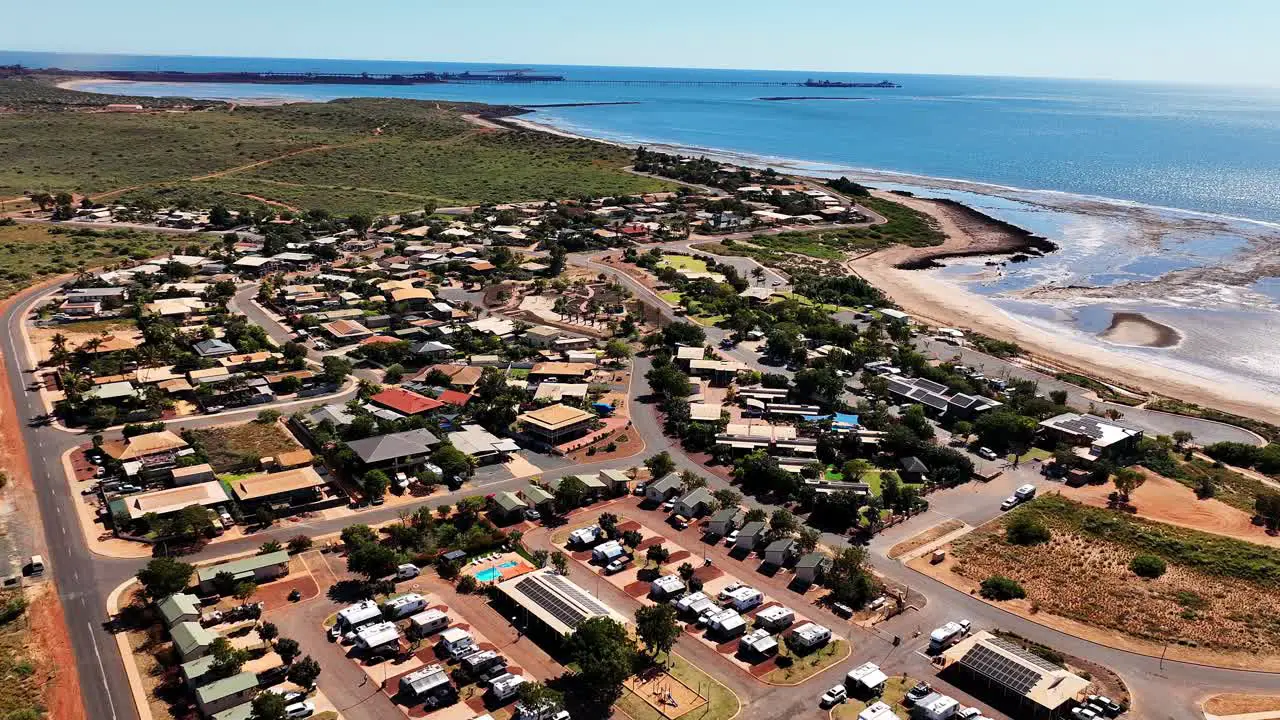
[980,575,1027,601]
[1129,554,1167,579]
[1005,514,1051,545]
[456,575,478,594]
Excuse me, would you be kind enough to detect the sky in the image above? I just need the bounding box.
[3,0,1278,86]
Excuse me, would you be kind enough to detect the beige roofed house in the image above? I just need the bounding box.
[230,467,327,502]
[134,366,183,384]
[146,297,208,317]
[188,367,230,382]
[529,362,594,379]
[518,403,595,444]
[102,430,189,460]
[376,279,417,292]
[390,287,435,303]
[119,481,229,520]
[218,351,277,368]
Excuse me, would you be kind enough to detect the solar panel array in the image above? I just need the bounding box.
[1053,415,1107,440]
[514,576,588,628]
[958,636,1061,697]
[545,573,613,615]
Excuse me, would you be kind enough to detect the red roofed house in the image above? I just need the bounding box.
[437,389,472,407]
[370,387,445,416]
[359,335,400,346]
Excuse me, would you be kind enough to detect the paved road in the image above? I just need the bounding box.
[5,265,1279,720]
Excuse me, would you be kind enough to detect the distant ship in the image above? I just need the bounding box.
[803,79,900,88]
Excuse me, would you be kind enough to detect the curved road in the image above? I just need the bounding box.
[2,263,1275,720]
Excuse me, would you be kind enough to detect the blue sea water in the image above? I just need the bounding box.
[8,50,1280,392]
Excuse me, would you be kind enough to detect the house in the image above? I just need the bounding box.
[763,538,796,567]
[194,671,259,716]
[939,631,1090,720]
[101,430,189,468]
[736,521,766,551]
[523,325,565,349]
[794,552,831,584]
[1038,412,1143,462]
[705,507,741,537]
[370,387,445,416]
[649,575,685,600]
[517,403,595,445]
[170,621,218,662]
[228,467,328,509]
[598,468,630,495]
[448,424,520,465]
[321,318,374,344]
[410,340,455,360]
[706,609,747,639]
[645,473,684,504]
[196,551,290,594]
[520,483,554,510]
[788,622,832,652]
[231,255,277,275]
[674,487,714,518]
[491,491,528,522]
[157,593,202,627]
[687,358,744,386]
[495,568,630,638]
[528,362,594,382]
[110,481,229,524]
[346,429,441,473]
[898,457,928,484]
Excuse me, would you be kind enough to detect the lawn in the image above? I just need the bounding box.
[0,225,207,299]
[658,291,683,305]
[833,676,919,719]
[1011,447,1052,464]
[763,639,849,684]
[617,653,739,720]
[692,314,727,327]
[658,254,709,273]
[187,421,303,472]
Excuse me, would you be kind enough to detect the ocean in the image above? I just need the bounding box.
[8,51,1280,394]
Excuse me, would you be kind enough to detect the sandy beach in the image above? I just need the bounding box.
[1099,312,1181,348]
[849,192,1280,425]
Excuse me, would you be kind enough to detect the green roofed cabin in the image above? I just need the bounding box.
[211,702,256,720]
[197,550,290,594]
[157,592,202,627]
[171,620,218,662]
[195,670,259,716]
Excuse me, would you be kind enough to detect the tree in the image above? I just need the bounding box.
[825,547,877,608]
[679,470,706,491]
[797,527,820,554]
[383,363,406,384]
[250,688,288,720]
[259,540,283,555]
[1049,390,1068,406]
[551,551,569,575]
[950,421,973,442]
[341,523,378,549]
[645,544,670,566]
[431,443,476,481]
[348,542,400,580]
[840,459,872,483]
[617,529,641,550]
[287,535,313,553]
[274,637,301,664]
[634,604,680,659]
[598,512,620,539]
[568,617,640,708]
[711,488,742,510]
[554,475,589,512]
[288,655,322,687]
[604,339,632,361]
[256,409,281,424]
[744,508,767,523]
[769,508,798,539]
[1257,492,1280,529]
[258,621,279,645]
[1112,467,1145,501]
[321,355,353,385]
[677,562,695,584]
[136,557,194,599]
[233,581,258,600]
[208,637,250,678]
[363,469,390,501]
[347,213,372,238]
[1172,430,1194,450]
[644,451,676,480]
[645,362,691,399]
[1005,514,1051,545]
[518,681,565,716]
[1129,555,1167,579]
[979,576,1026,600]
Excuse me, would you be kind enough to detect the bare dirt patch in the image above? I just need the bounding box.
[1204,694,1280,716]
[185,419,304,471]
[888,519,965,558]
[1060,471,1280,548]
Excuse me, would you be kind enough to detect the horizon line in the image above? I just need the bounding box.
[3,47,1278,91]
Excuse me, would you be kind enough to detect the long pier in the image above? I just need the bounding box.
[4,65,900,89]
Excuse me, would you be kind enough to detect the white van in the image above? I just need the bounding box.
[396,563,421,580]
[28,555,45,576]
[1014,484,1037,501]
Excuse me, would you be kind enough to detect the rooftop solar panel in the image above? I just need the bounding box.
[514,576,587,628]
[544,573,613,615]
[959,644,1043,696]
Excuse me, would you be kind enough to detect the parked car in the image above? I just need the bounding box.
[605,556,633,574]
[1071,708,1100,720]
[820,685,847,707]
[977,447,998,460]
[958,708,984,720]
[396,563,421,580]
[524,507,542,521]
[284,701,315,719]
[1000,496,1020,511]
[723,530,739,546]
[671,515,689,530]
[632,483,648,496]
[904,682,933,706]
[661,500,676,511]
[1086,696,1123,716]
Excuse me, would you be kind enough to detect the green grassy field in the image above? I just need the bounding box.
[0,83,670,214]
[763,639,849,684]
[0,224,205,299]
[658,254,709,272]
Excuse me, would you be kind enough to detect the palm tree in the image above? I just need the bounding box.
[80,337,104,356]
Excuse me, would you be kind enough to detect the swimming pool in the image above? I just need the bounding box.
[475,560,520,582]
